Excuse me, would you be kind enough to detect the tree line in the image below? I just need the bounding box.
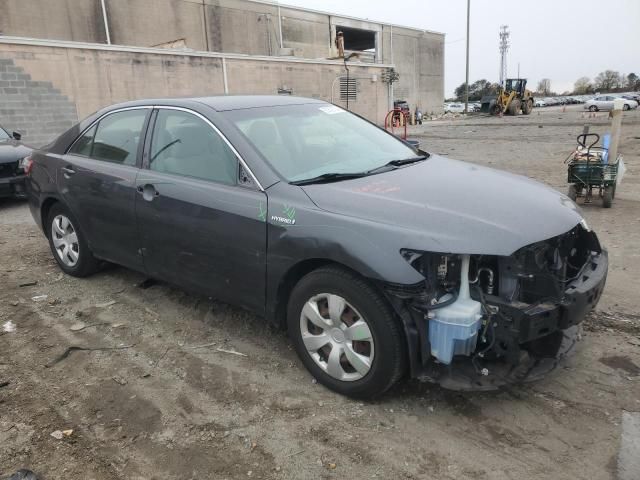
[572,71,639,94]
[452,71,639,101]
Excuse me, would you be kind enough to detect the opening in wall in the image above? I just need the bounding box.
[335,25,376,62]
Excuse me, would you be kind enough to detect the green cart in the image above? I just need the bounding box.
[566,133,619,208]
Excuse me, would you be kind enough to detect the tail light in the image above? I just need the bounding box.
[19,156,33,175]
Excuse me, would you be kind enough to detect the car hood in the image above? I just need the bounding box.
[300,155,584,256]
[0,140,32,165]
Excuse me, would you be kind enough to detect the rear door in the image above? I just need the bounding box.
[59,107,151,269]
[604,96,615,110]
[135,107,267,313]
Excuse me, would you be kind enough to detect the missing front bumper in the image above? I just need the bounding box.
[400,250,608,391]
[418,324,583,391]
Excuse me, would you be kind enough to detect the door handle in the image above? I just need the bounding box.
[61,166,76,176]
[137,183,159,201]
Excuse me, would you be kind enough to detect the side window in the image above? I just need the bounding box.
[69,124,97,156]
[76,109,148,165]
[149,109,237,185]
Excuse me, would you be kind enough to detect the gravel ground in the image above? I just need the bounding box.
[1,105,639,480]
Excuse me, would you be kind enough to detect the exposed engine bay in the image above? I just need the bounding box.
[388,223,608,390]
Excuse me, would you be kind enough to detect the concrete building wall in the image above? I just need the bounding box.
[0,0,107,43]
[279,7,332,59]
[204,0,278,56]
[379,26,444,115]
[0,0,444,120]
[417,31,446,115]
[0,0,444,114]
[106,0,208,50]
[0,40,388,147]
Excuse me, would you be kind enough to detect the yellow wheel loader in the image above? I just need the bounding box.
[480,78,534,115]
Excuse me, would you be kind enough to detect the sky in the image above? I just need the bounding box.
[279,0,640,97]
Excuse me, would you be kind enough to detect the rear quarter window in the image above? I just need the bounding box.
[68,109,148,166]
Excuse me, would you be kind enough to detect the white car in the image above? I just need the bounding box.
[444,103,466,113]
[584,95,638,112]
[534,99,546,107]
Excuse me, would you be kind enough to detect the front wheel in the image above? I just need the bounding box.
[508,99,521,116]
[623,104,630,111]
[287,267,406,398]
[589,105,598,112]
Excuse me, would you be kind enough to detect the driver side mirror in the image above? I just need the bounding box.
[12,131,22,141]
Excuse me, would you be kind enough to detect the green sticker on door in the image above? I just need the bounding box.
[258,202,267,222]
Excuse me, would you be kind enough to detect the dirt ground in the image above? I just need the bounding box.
[1,105,639,480]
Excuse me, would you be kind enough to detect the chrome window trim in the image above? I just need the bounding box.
[65,106,153,157]
[152,105,264,191]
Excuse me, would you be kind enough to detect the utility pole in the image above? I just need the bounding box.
[464,0,470,114]
[499,25,510,87]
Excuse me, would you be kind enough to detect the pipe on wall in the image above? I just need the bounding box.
[277,3,284,49]
[100,0,111,45]
[222,57,229,94]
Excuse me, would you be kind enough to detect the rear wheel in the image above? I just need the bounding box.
[567,184,578,201]
[603,186,613,208]
[522,99,533,114]
[287,267,406,398]
[623,104,630,111]
[47,203,99,277]
[589,105,598,112]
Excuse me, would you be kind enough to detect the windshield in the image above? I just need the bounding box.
[0,126,9,141]
[223,104,419,182]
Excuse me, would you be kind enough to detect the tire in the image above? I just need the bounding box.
[287,266,406,398]
[623,104,630,111]
[47,203,99,277]
[602,186,613,208]
[508,99,521,116]
[589,105,598,112]
[567,184,578,201]
[522,99,533,115]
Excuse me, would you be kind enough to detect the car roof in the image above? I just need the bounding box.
[102,95,326,113]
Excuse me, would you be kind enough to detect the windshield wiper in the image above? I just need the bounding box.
[290,172,368,186]
[366,155,428,174]
[290,155,428,186]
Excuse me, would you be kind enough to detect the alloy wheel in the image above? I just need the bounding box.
[299,293,374,381]
[51,214,80,267]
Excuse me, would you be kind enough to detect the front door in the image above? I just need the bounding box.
[58,107,151,269]
[135,107,267,313]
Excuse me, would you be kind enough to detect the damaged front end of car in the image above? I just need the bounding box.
[384,222,608,391]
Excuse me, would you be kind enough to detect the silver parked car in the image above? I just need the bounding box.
[584,95,638,112]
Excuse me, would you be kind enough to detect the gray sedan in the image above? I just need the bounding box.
[24,96,607,396]
[584,95,638,112]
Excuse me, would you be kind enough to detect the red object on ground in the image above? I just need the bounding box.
[384,108,408,139]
